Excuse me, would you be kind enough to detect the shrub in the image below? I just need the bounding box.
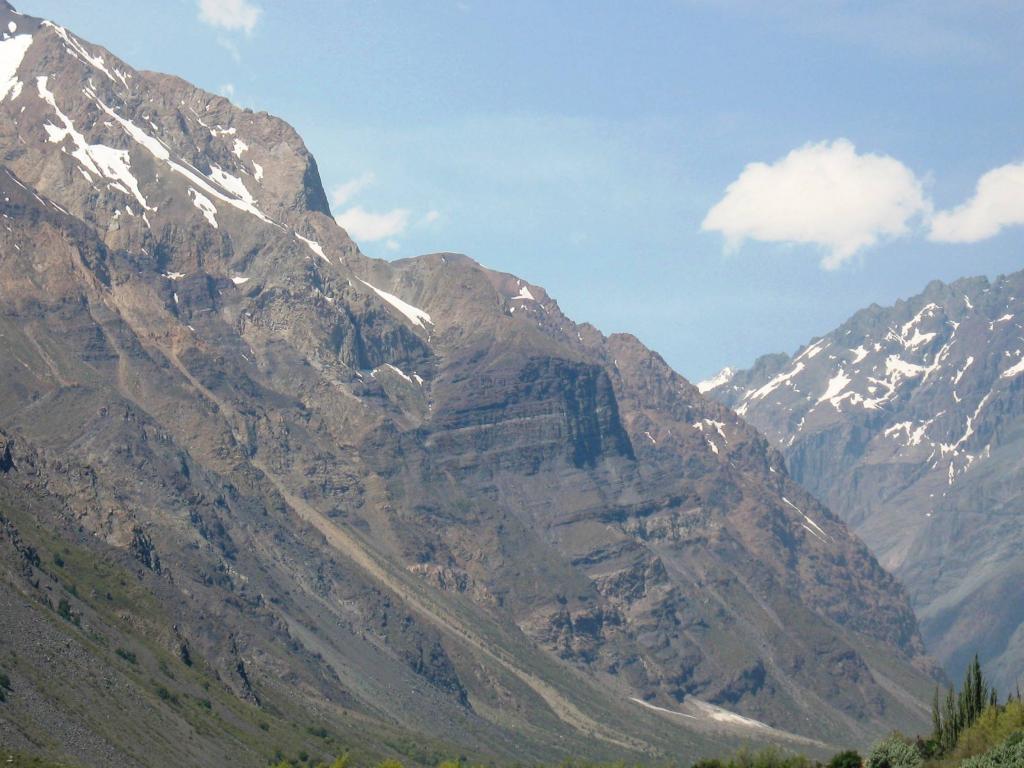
[866,734,921,768]
[688,747,812,767]
[115,648,137,664]
[953,700,1024,760]
[155,685,179,705]
[961,731,1024,767]
[828,750,862,768]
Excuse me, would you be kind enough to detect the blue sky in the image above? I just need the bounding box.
[22,0,1024,381]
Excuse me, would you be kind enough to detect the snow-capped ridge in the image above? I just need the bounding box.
[697,366,734,394]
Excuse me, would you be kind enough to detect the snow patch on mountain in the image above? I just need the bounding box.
[43,21,125,88]
[358,279,433,329]
[899,303,940,350]
[90,91,278,225]
[688,698,771,729]
[953,356,974,385]
[0,32,32,101]
[1001,356,1024,379]
[296,234,328,263]
[697,366,734,393]
[37,76,150,211]
[737,362,805,415]
[188,187,218,228]
[693,419,728,454]
[817,370,852,409]
[376,363,414,384]
[783,496,832,543]
[628,697,697,720]
[512,284,535,301]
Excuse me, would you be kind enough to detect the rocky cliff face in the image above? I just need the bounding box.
[0,5,938,766]
[705,271,1024,693]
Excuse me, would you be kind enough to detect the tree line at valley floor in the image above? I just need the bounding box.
[4,657,1022,768]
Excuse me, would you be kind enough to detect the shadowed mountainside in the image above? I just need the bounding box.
[705,270,1024,693]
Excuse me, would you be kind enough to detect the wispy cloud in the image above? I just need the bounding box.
[197,0,263,35]
[329,174,441,248]
[929,161,1024,243]
[419,210,441,226]
[335,206,411,242]
[219,83,236,99]
[703,139,929,269]
[216,36,242,63]
[330,172,376,208]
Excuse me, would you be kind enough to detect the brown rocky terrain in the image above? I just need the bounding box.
[0,4,939,765]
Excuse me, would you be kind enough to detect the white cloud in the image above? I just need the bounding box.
[219,83,235,99]
[198,0,263,35]
[929,161,1024,243]
[335,206,411,242]
[702,139,929,269]
[330,172,376,208]
[419,209,441,225]
[216,36,242,62]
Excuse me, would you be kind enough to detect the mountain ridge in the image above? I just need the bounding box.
[705,266,1024,694]
[0,4,939,765]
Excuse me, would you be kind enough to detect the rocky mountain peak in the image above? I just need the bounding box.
[1,3,341,268]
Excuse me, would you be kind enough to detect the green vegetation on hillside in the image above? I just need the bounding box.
[4,624,1019,768]
[859,655,1024,768]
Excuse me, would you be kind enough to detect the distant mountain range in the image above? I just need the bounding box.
[0,3,939,766]
[705,269,1024,695]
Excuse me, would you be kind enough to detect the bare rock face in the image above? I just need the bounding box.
[0,4,939,765]
[705,271,1024,693]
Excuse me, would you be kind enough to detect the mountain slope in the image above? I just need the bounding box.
[0,4,938,765]
[705,271,1024,692]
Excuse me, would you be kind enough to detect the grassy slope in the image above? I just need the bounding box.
[0,491,467,768]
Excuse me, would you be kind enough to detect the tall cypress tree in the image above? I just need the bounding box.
[943,686,957,751]
[933,654,993,755]
[972,655,987,718]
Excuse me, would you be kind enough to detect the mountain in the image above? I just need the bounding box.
[704,270,1024,694]
[0,4,939,765]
